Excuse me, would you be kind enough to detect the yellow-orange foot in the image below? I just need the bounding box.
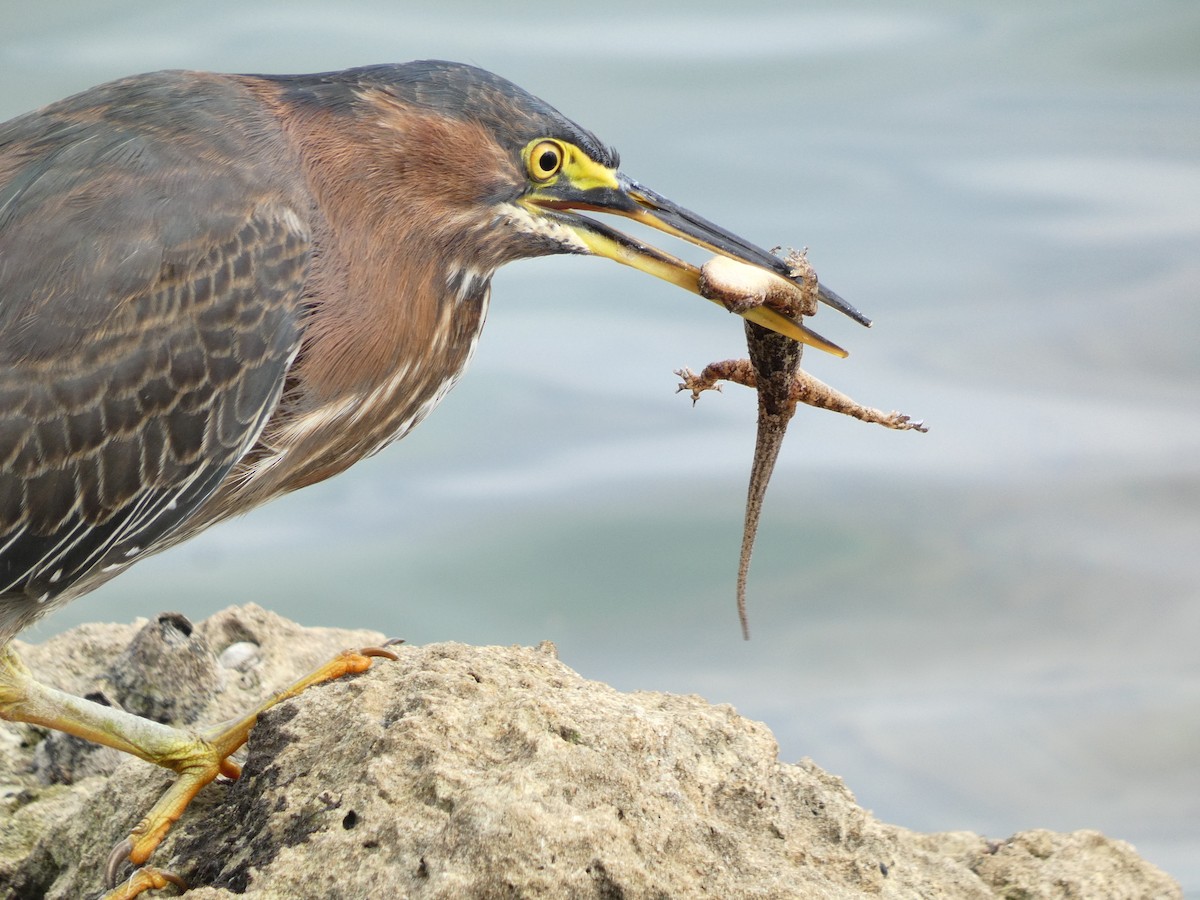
[101,866,188,900]
[0,643,398,899]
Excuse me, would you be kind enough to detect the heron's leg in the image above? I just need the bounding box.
[1,642,397,899]
[1,643,206,760]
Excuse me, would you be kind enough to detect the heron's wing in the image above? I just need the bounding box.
[0,88,310,613]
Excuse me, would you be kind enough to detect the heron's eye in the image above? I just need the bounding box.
[527,140,565,182]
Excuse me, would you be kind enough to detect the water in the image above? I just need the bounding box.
[3,1,1198,890]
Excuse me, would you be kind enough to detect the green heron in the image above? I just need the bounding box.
[0,60,868,897]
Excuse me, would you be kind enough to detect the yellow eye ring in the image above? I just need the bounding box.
[526,139,565,182]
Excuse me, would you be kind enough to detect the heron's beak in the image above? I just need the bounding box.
[523,171,870,358]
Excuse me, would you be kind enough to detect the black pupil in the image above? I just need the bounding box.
[538,149,558,173]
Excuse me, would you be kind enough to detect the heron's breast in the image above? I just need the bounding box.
[196,268,492,523]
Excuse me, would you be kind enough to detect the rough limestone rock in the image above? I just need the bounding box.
[0,605,1181,899]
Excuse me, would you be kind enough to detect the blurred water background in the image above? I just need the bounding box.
[2,0,1197,891]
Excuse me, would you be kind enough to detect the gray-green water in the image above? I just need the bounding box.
[3,1,1197,890]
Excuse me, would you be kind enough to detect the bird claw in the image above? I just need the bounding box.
[105,837,134,888]
[105,839,188,897]
[103,862,187,899]
[360,644,402,661]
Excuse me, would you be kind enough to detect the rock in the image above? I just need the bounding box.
[107,612,222,726]
[0,605,1182,899]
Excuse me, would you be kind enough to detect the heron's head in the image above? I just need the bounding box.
[276,60,870,355]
